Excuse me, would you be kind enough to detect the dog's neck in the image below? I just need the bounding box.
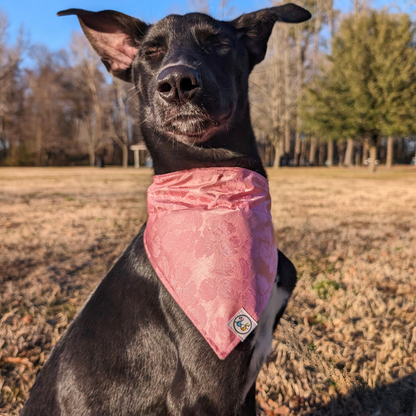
[142,106,267,178]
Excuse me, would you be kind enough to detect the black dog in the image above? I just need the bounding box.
[22,4,310,415]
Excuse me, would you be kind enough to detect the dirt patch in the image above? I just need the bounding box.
[0,166,415,415]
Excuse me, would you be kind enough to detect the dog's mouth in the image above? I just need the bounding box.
[163,110,232,144]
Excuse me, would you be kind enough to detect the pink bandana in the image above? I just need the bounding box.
[144,167,278,359]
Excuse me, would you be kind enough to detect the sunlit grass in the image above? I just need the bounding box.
[0,166,415,415]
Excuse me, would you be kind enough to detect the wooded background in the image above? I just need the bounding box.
[0,0,415,171]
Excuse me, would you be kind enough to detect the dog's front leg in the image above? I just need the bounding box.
[165,378,220,415]
[239,383,257,416]
[165,359,255,416]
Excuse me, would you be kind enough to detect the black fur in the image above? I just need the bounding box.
[22,5,310,415]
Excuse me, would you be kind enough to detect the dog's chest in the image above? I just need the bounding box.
[243,284,290,397]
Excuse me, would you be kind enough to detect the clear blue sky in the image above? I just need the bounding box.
[0,0,408,53]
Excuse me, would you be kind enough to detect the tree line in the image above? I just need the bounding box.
[0,2,415,170]
[0,11,139,167]
[250,0,416,171]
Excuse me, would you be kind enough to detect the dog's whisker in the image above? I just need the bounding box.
[250,102,274,122]
[248,80,272,98]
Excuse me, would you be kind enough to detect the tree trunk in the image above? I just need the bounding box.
[36,126,42,166]
[312,2,323,75]
[355,151,360,167]
[274,145,280,168]
[115,80,130,168]
[265,143,272,167]
[344,138,354,167]
[284,123,291,156]
[362,141,369,165]
[338,142,345,165]
[294,27,303,167]
[300,138,307,165]
[318,143,325,166]
[274,140,283,168]
[308,6,322,168]
[0,113,5,162]
[108,142,115,164]
[386,136,393,169]
[283,25,291,156]
[398,138,405,161]
[294,132,301,166]
[327,140,334,166]
[309,137,317,165]
[368,145,377,173]
[122,144,128,168]
[89,149,95,166]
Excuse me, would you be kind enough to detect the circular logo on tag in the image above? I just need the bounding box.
[233,315,252,334]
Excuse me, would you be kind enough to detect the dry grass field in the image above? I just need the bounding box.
[0,166,415,416]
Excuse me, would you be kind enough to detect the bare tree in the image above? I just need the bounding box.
[0,12,26,83]
[70,33,109,166]
[23,46,73,165]
[324,0,335,166]
[344,138,354,166]
[343,0,368,167]
[293,4,315,166]
[386,136,394,168]
[0,10,27,164]
[110,79,131,168]
[294,26,304,165]
[250,22,289,168]
[283,24,293,157]
[308,1,324,165]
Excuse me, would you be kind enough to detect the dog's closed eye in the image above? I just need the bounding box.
[204,37,232,55]
[141,46,164,60]
[140,38,167,62]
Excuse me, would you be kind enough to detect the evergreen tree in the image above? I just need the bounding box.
[301,10,416,172]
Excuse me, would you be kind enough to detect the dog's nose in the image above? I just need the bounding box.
[157,65,201,104]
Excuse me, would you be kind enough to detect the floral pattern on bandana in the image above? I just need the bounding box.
[144,167,278,360]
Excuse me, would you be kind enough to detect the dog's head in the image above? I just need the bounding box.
[59,5,310,173]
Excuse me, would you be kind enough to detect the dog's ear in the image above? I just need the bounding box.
[231,3,311,68]
[58,9,149,82]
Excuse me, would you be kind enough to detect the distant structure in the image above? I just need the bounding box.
[129,144,147,169]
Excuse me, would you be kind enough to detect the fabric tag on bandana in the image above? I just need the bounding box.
[227,308,258,341]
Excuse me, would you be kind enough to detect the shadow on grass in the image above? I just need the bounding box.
[306,373,416,416]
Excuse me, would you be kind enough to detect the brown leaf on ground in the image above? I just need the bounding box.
[1,166,415,416]
[3,357,33,367]
[274,405,290,415]
[21,315,32,325]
